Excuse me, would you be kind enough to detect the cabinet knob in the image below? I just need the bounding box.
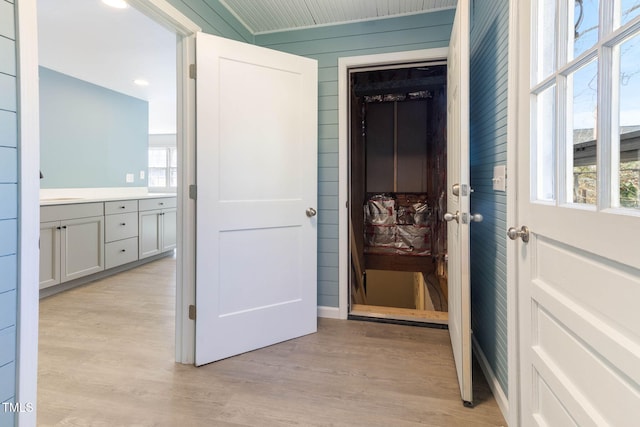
[120,249,126,253]
[120,206,126,209]
[120,223,126,226]
[56,226,61,230]
[62,225,67,229]
[159,202,164,206]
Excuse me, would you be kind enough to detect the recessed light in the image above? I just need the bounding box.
[133,79,149,86]
[102,0,128,9]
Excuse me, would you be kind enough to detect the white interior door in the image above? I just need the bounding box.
[446,0,472,406]
[195,32,318,366]
[515,1,640,424]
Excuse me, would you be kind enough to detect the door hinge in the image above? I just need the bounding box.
[188,304,196,320]
[189,64,197,79]
[189,184,197,200]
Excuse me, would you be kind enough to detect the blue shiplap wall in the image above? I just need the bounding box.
[469,0,509,394]
[39,67,149,189]
[167,0,253,42]
[256,10,455,307]
[0,0,17,425]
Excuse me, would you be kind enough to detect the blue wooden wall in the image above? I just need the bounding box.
[469,0,510,394]
[256,9,455,307]
[0,0,17,425]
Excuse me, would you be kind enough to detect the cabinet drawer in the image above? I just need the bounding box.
[139,197,176,211]
[41,202,103,222]
[105,199,138,215]
[105,237,138,269]
[105,212,138,242]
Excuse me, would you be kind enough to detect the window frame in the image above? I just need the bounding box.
[148,134,178,193]
[530,0,640,213]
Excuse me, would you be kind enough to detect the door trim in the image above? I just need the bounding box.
[506,1,522,425]
[17,1,199,424]
[337,48,449,320]
[16,1,41,425]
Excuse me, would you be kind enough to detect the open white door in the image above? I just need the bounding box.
[194,33,318,366]
[446,0,473,406]
[515,1,640,424]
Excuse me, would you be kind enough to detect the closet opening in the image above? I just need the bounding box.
[348,62,448,326]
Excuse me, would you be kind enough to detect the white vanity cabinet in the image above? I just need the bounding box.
[104,200,139,269]
[39,203,105,289]
[138,197,177,259]
[40,195,176,292]
[39,220,61,289]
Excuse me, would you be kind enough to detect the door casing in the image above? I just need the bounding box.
[337,48,449,320]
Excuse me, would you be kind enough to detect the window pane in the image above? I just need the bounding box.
[535,85,557,201]
[538,0,558,81]
[149,167,167,187]
[572,0,599,60]
[570,59,598,205]
[620,0,640,27]
[149,148,167,168]
[618,32,640,208]
[170,168,178,188]
[170,147,178,168]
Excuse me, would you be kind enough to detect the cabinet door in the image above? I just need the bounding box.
[60,215,105,282]
[139,209,162,259]
[39,221,60,289]
[161,208,177,252]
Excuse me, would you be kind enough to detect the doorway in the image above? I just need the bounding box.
[15,0,199,417]
[347,62,449,325]
[32,0,199,364]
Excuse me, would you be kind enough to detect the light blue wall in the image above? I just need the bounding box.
[257,10,456,307]
[469,0,510,394]
[39,67,149,189]
[166,0,253,42]
[0,0,17,425]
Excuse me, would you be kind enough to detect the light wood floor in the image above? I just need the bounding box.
[38,256,506,427]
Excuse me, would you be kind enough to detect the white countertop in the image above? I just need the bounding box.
[40,187,176,206]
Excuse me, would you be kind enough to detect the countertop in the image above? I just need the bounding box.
[40,193,176,206]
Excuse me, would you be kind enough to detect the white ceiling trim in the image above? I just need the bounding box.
[219,0,457,35]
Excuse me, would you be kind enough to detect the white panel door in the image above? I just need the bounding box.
[195,32,318,366]
[515,1,640,425]
[446,0,472,406]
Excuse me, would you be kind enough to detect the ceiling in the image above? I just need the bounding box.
[37,0,456,134]
[221,0,457,34]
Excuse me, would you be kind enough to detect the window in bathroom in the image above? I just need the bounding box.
[148,134,177,192]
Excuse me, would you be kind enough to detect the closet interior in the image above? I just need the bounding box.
[348,63,449,324]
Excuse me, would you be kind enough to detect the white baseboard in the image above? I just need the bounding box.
[317,306,340,319]
[472,335,509,424]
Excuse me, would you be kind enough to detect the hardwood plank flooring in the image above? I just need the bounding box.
[38,256,506,426]
[350,304,448,325]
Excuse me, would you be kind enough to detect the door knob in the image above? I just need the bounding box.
[443,211,459,223]
[306,207,317,217]
[451,184,474,197]
[507,226,530,243]
[470,213,483,222]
